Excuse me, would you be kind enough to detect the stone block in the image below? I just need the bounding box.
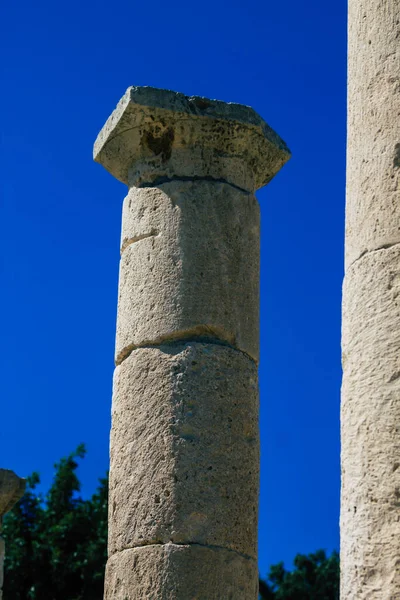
[108,342,259,559]
[94,85,290,192]
[116,181,260,363]
[0,470,25,517]
[341,244,400,597]
[104,544,258,600]
[345,0,400,269]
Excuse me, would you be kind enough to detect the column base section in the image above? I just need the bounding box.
[104,544,258,600]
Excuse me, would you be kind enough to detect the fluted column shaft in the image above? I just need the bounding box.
[94,86,289,599]
[341,1,400,597]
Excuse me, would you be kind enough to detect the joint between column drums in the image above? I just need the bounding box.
[137,175,252,196]
[346,239,400,272]
[115,332,258,368]
[110,541,258,564]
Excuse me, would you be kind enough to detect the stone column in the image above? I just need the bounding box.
[94,86,290,600]
[341,1,400,597]
[0,469,25,600]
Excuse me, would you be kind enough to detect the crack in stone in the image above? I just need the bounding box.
[120,229,159,254]
[388,370,400,384]
[348,240,400,271]
[110,541,257,564]
[394,143,400,169]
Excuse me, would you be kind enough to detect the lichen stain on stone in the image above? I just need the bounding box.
[142,126,175,162]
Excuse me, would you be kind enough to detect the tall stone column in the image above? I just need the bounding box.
[0,469,25,600]
[94,86,290,599]
[341,1,400,597]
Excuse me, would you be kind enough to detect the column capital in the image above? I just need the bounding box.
[94,86,290,192]
[0,469,25,518]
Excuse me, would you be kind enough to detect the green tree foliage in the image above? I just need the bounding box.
[3,447,339,599]
[259,549,340,600]
[2,445,107,600]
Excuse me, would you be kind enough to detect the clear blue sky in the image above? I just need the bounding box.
[1,0,346,579]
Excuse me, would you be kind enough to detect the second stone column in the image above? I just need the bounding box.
[94,86,290,600]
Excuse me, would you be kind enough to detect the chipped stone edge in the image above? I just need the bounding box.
[93,85,291,163]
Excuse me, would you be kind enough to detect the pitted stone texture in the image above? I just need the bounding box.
[104,544,258,600]
[116,181,260,363]
[341,245,400,599]
[94,85,290,193]
[109,342,259,559]
[345,0,400,270]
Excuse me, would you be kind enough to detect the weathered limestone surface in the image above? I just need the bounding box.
[95,86,290,599]
[109,342,259,558]
[342,1,400,597]
[345,0,400,269]
[116,182,260,363]
[104,544,258,600]
[341,245,400,598]
[94,86,289,193]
